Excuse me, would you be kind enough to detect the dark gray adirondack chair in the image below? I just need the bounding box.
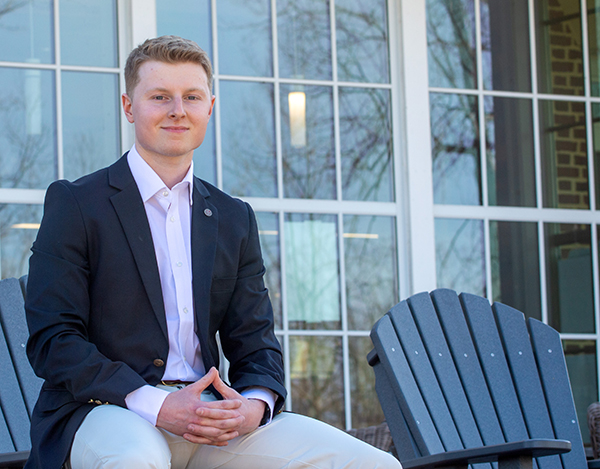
[0,276,41,468]
[368,289,599,469]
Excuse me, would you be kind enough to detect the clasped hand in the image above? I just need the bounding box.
[156,367,266,446]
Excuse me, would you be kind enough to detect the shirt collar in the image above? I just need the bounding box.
[127,145,194,206]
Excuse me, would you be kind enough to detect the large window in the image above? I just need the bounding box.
[427,0,600,442]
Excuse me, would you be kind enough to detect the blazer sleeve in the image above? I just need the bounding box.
[25,180,147,407]
[218,202,287,413]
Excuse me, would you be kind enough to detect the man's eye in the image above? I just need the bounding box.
[186,95,199,101]
[154,96,166,101]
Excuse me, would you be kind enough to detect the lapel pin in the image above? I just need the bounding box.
[204,208,213,217]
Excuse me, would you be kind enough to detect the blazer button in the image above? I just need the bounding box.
[153,359,165,367]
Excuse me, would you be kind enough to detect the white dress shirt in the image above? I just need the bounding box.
[124,145,275,426]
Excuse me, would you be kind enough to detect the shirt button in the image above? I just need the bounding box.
[162,191,169,197]
[183,307,189,314]
[176,261,182,267]
[170,216,175,222]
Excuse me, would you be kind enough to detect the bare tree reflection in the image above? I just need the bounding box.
[221,82,277,197]
[427,0,476,89]
[349,337,385,428]
[0,204,43,279]
[0,0,26,19]
[340,87,393,201]
[280,85,336,199]
[290,336,345,429]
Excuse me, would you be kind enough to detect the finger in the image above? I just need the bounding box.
[196,400,242,416]
[182,432,237,446]
[196,406,242,420]
[183,428,240,443]
[211,373,242,399]
[188,415,245,432]
[187,367,219,393]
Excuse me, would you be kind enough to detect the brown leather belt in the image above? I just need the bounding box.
[160,380,194,386]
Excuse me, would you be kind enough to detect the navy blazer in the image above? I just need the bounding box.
[24,154,286,469]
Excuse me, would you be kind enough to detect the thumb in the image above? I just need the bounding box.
[188,367,219,393]
[212,372,240,399]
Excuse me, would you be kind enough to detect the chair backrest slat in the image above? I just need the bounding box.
[0,315,31,451]
[0,406,16,453]
[430,290,505,447]
[528,318,587,468]
[493,303,562,469]
[388,298,465,453]
[460,293,530,443]
[370,314,445,457]
[0,277,42,417]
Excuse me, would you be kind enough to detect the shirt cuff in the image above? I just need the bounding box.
[241,387,277,426]
[124,385,170,426]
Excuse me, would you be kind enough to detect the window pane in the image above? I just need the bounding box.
[156,0,212,60]
[339,87,393,201]
[220,81,276,197]
[539,100,589,209]
[592,103,600,209]
[485,96,535,207]
[563,340,597,444]
[481,0,531,92]
[490,221,541,320]
[588,0,600,96]
[62,72,120,181]
[344,215,397,331]
[193,109,216,186]
[284,213,340,330]
[277,0,331,80]
[435,218,485,296]
[535,0,584,96]
[0,204,42,279]
[427,0,476,89]
[290,335,344,428]
[60,0,118,68]
[281,84,335,199]
[0,0,53,64]
[217,0,272,77]
[545,223,593,333]
[349,336,384,428]
[431,93,481,205]
[0,67,56,189]
[336,0,390,83]
[256,212,282,330]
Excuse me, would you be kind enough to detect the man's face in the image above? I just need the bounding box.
[122,60,215,164]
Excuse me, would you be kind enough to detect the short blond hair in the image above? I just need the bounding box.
[124,35,213,97]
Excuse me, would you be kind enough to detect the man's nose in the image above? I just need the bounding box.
[169,97,185,118]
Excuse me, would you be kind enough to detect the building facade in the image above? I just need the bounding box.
[1,0,599,443]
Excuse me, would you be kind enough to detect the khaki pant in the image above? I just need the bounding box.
[68,391,401,469]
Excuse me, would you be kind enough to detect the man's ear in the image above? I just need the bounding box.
[122,93,134,123]
[208,95,216,117]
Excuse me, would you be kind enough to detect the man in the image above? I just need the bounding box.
[25,35,401,469]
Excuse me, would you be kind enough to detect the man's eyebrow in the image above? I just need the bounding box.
[146,87,208,94]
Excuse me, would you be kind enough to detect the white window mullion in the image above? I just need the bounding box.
[55,0,63,180]
[211,0,223,191]
[398,0,437,294]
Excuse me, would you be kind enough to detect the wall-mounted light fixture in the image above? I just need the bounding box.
[288,90,306,148]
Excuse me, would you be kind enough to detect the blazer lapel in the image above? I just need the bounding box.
[191,178,218,360]
[108,156,168,338]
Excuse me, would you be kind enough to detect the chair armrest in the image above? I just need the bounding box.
[0,450,30,468]
[401,439,572,469]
